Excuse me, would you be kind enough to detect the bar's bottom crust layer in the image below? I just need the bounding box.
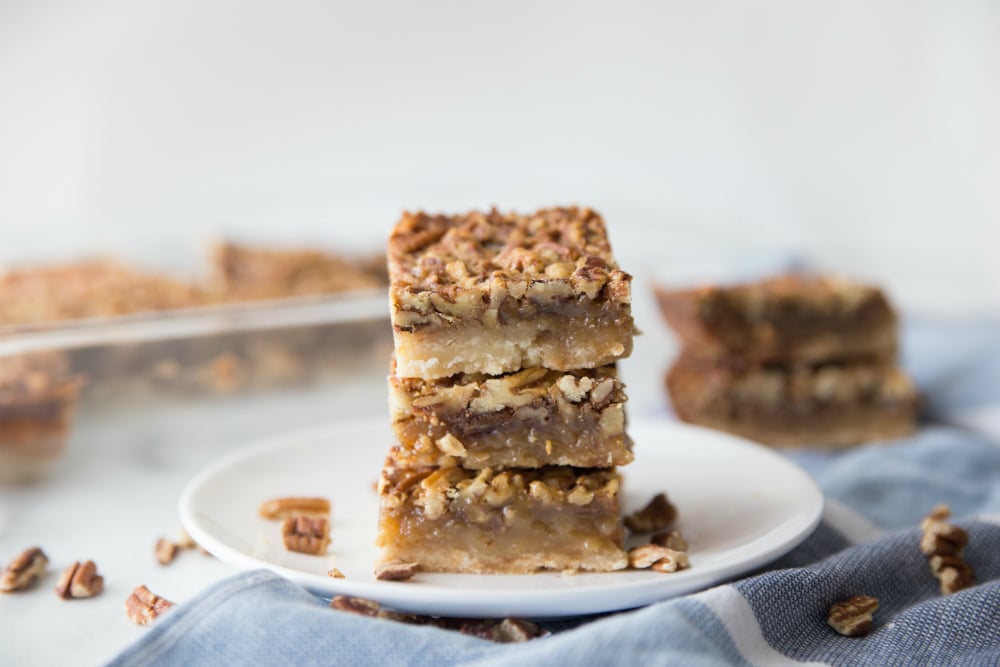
[393,312,633,379]
[376,462,627,573]
[666,357,919,447]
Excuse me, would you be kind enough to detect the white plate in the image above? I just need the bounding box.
[180,417,823,618]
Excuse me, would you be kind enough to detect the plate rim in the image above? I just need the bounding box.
[179,416,824,617]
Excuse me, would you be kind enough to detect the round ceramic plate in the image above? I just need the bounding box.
[179,417,823,618]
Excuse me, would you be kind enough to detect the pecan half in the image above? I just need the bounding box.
[0,547,48,593]
[55,561,104,599]
[374,561,418,581]
[259,497,331,520]
[624,493,678,533]
[920,505,975,595]
[929,554,975,595]
[827,595,878,637]
[125,585,174,626]
[281,516,330,555]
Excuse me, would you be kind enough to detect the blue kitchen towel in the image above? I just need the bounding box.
[109,318,1000,667]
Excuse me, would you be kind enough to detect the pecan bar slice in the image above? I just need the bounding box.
[655,274,898,365]
[0,352,84,483]
[389,207,634,379]
[376,459,627,573]
[389,362,632,469]
[666,353,919,447]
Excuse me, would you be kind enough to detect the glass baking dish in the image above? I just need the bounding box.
[0,289,392,483]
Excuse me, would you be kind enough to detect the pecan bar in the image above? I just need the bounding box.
[209,241,386,301]
[389,362,632,469]
[667,353,919,447]
[655,274,898,364]
[389,207,634,379]
[376,460,627,573]
[0,352,84,483]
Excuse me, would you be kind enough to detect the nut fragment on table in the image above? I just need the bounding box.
[374,560,418,581]
[624,493,678,533]
[328,568,346,579]
[827,595,879,637]
[281,516,330,555]
[920,504,974,595]
[55,560,104,599]
[155,538,181,566]
[0,547,49,592]
[259,497,331,520]
[125,585,174,626]
[330,595,381,616]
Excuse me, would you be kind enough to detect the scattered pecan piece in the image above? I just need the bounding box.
[627,544,689,572]
[374,561,418,581]
[827,595,879,637]
[259,497,331,520]
[0,547,49,593]
[55,561,104,599]
[176,529,197,550]
[155,538,180,566]
[624,493,678,533]
[920,505,975,595]
[330,595,381,616]
[929,555,975,595]
[281,516,330,555]
[328,568,346,579]
[651,529,689,551]
[125,585,174,626]
[494,618,546,642]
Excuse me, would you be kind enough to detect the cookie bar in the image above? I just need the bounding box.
[0,260,205,327]
[389,363,632,469]
[209,241,386,301]
[655,274,897,364]
[666,353,919,447]
[0,352,84,482]
[376,461,627,573]
[389,207,633,379]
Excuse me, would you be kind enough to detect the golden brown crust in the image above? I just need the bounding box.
[655,274,897,364]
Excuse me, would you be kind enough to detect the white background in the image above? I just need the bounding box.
[1,0,998,310]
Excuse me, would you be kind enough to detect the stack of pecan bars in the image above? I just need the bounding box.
[376,207,636,573]
[657,274,920,447]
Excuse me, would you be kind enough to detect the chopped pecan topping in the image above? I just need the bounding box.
[0,547,48,593]
[281,516,330,555]
[155,538,180,566]
[55,561,104,599]
[624,493,678,533]
[374,561,418,581]
[827,595,878,637]
[259,497,331,520]
[125,585,174,626]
